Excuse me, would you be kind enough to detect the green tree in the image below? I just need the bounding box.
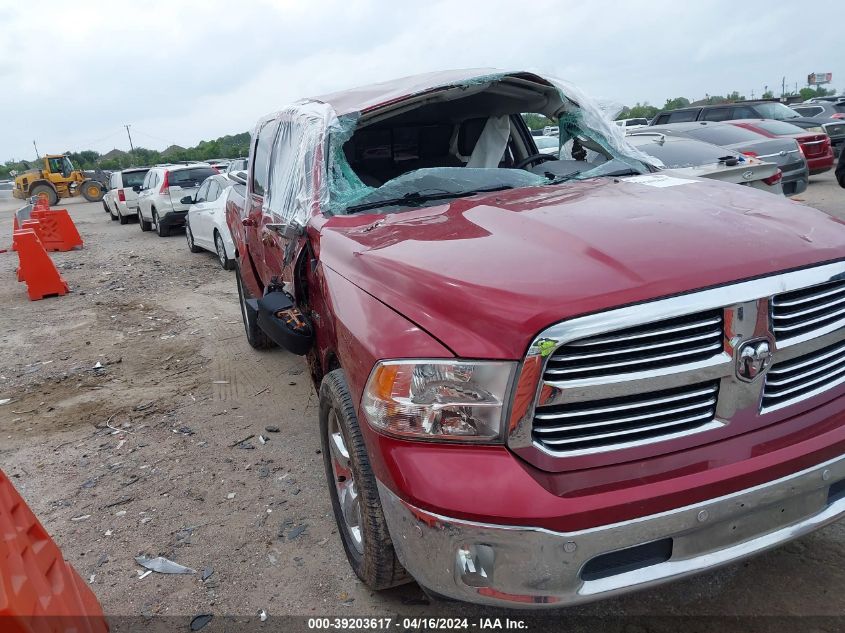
[798,86,836,101]
[662,97,690,111]
[762,90,774,99]
[616,102,659,120]
[521,113,556,130]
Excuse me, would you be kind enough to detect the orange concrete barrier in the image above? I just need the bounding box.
[0,469,108,633]
[12,229,69,301]
[29,209,83,252]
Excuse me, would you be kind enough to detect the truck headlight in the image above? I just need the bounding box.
[362,360,517,442]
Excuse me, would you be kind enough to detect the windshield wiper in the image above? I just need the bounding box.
[345,185,514,213]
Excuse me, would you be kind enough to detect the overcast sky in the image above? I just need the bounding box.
[1,0,841,160]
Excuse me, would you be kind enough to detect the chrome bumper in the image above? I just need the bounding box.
[377,453,845,608]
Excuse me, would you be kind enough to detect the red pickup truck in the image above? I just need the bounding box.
[227,69,845,607]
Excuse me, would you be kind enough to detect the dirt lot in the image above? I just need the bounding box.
[0,173,843,626]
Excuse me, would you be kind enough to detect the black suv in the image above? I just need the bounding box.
[651,100,845,148]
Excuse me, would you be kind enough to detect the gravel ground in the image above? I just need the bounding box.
[0,173,843,627]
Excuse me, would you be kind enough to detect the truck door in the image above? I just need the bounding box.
[259,115,315,299]
[244,119,281,295]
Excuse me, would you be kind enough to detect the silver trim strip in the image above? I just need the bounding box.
[545,342,723,376]
[769,340,845,377]
[553,330,721,361]
[773,294,845,320]
[535,398,716,432]
[772,281,845,307]
[766,364,845,399]
[774,305,845,334]
[535,408,715,446]
[566,316,722,347]
[534,385,718,421]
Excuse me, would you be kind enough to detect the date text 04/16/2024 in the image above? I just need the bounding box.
[307,618,529,630]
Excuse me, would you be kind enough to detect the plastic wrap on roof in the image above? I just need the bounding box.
[263,71,661,222]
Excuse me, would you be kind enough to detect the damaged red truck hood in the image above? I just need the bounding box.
[317,177,845,359]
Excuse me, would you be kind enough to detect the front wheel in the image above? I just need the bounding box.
[118,209,129,225]
[319,369,409,590]
[235,265,275,350]
[81,180,104,202]
[30,184,58,206]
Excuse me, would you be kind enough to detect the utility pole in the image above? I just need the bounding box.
[33,140,40,158]
[781,76,786,97]
[124,124,135,154]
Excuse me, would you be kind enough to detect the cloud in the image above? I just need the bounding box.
[0,0,840,159]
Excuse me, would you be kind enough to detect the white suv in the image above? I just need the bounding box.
[137,163,218,236]
[103,167,150,224]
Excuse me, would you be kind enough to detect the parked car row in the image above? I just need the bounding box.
[650,99,845,149]
[101,158,248,270]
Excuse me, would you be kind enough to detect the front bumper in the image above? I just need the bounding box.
[378,452,845,608]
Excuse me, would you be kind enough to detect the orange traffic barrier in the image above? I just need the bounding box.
[12,229,69,301]
[0,469,108,633]
[29,209,83,252]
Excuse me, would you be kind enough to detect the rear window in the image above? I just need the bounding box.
[628,136,735,168]
[792,106,823,117]
[752,102,801,121]
[665,110,699,123]
[627,118,648,126]
[751,120,807,136]
[122,170,148,188]
[169,167,217,187]
[684,125,764,146]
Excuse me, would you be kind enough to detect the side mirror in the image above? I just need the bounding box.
[132,185,142,192]
[180,195,194,204]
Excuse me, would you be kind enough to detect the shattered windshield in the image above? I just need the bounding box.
[344,168,547,214]
[320,73,660,217]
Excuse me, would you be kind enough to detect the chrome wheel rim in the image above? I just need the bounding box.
[215,234,226,265]
[327,409,363,553]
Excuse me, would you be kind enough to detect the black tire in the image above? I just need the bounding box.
[215,231,235,270]
[81,180,104,202]
[235,264,275,350]
[185,221,202,253]
[319,369,410,590]
[109,204,119,221]
[30,184,58,206]
[153,210,170,237]
[118,210,129,225]
[139,209,152,232]
[102,200,110,213]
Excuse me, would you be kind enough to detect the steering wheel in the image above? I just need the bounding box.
[514,153,557,170]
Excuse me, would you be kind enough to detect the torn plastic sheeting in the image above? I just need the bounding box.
[261,70,662,223]
[135,555,196,574]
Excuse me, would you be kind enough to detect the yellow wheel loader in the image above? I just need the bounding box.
[12,154,105,205]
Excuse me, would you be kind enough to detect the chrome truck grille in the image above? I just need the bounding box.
[507,262,845,462]
[772,278,845,342]
[764,339,845,411]
[544,311,723,381]
[532,382,719,453]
